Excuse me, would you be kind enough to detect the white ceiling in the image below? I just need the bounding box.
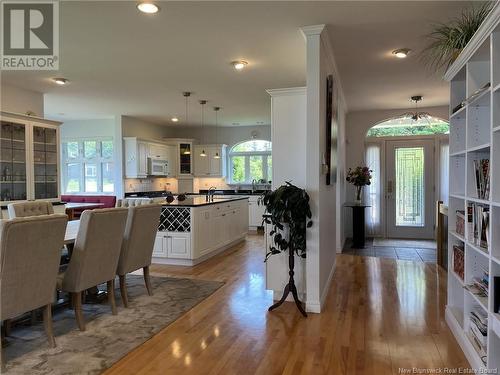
[1,1,475,126]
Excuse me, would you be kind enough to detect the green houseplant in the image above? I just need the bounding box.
[261,182,312,317]
[421,3,493,72]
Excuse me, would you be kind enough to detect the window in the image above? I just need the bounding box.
[229,140,272,184]
[62,138,114,193]
[366,116,449,137]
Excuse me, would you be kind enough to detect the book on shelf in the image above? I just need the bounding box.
[472,159,490,200]
[453,245,464,281]
[466,203,489,249]
[466,267,489,298]
[456,210,465,236]
[468,306,488,364]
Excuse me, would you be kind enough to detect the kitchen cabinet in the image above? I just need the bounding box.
[148,143,168,160]
[248,195,266,228]
[153,198,249,266]
[124,137,149,178]
[0,112,61,203]
[153,232,191,259]
[124,138,176,178]
[193,144,227,177]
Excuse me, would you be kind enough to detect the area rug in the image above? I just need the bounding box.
[2,275,223,374]
[372,238,436,249]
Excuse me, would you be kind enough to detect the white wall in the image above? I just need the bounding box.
[302,25,347,313]
[268,89,306,188]
[121,115,170,139]
[60,117,124,197]
[162,125,271,149]
[0,84,44,116]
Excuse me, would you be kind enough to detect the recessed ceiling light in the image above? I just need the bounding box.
[137,2,159,14]
[231,60,248,70]
[52,77,68,85]
[171,117,179,122]
[392,48,411,58]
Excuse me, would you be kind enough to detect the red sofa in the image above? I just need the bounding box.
[61,195,117,218]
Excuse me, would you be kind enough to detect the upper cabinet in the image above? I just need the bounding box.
[193,144,227,177]
[124,137,176,178]
[178,142,193,176]
[0,112,61,203]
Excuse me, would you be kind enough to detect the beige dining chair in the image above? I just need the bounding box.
[57,208,128,331]
[0,214,68,360]
[116,204,162,307]
[115,198,154,207]
[7,201,54,219]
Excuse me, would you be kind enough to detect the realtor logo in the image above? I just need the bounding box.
[1,1,59,70]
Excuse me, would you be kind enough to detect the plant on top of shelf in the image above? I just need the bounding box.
[261,181,312,261]
[420,2,494,72]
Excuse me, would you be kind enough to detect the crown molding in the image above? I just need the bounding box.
[266,87,306,97]
[444,2,500,81]
[300,24,326,38]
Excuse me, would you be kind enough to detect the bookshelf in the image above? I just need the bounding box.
[444,3,500,371]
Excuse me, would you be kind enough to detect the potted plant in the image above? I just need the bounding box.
[261,182,312,317]
[346,166,372,204]
[421,3,493,72]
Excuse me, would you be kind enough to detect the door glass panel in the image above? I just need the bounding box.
[33,126,58,199]
[0,121,27,201]
[395,147,425,227]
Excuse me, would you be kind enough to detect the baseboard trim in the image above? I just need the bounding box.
[152,236,246,266]
[320,261,336,309]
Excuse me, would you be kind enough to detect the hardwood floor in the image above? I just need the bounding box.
[104,234,469,375]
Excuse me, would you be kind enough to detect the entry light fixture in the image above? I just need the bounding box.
[231,60,248,70]
[52,78,69,85]
[392,48,411,58]
[137,2,159,14]
[400,95,432,122]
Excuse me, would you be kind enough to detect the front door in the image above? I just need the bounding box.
[385,140,435,239]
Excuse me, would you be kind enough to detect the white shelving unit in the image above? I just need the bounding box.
[445,3,500,371]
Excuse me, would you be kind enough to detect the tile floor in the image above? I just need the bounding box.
[342,238,437,263]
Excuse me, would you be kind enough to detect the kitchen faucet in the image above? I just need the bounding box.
[207,186,217,201]
[252,179,257,193]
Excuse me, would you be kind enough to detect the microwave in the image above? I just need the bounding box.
[148,158,170,176]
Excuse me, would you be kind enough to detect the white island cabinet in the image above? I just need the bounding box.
[152,197,249,266]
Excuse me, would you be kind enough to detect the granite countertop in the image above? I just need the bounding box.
[160,196,249,207]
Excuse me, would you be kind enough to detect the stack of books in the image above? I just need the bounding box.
[473,159,490,200]
[469,306,488,365]
[467,203,490,249]
[466,267,489,299]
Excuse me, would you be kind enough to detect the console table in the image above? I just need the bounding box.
[344,202,371,248]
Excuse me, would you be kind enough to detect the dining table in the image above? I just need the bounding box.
[64,202,104,221]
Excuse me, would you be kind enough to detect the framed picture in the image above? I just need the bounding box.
[326,74,338,185]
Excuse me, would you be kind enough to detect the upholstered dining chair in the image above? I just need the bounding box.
[7,201,54,219]
[115,198,154,207]
[0,214,68,358]
[116,204,162,307]
[57,208,128,331]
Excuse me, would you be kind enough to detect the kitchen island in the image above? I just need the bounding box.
[152,196,249,266]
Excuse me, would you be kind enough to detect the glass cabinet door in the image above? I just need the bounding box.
[33,126,58,199]
[0,121,28,201]
[179,143,192,175]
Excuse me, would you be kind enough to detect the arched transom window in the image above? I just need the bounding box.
[366,116,449,137]
[229,140,272,183]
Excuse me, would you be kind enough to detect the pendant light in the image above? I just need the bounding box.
[182,92,191,155]
[213,106,221,159]
[199,100,207,157]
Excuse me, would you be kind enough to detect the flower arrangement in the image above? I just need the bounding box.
[346,166,372,202]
